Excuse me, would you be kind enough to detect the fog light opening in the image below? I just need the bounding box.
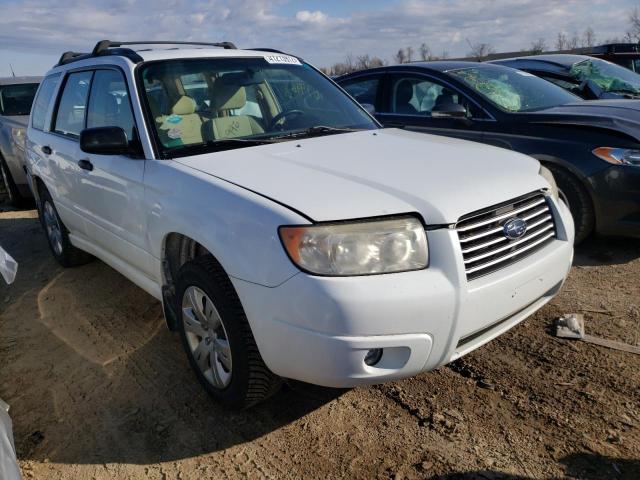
[364,348,383,366]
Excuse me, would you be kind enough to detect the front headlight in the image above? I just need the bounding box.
[279,216,428,276]
[539,165,560,202]
[593,147,640,166]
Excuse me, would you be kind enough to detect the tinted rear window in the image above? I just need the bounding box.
[32,75,60,130]
[0,83,39,116]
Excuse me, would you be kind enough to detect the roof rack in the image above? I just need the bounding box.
[56,39,237,67]
[92,40,237,55]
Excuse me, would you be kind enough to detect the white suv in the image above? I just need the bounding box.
[26,41,574,408]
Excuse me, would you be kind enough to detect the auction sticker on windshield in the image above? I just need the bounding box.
[264,55,301,65]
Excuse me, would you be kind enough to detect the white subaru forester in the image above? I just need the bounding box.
[25,41,574,408]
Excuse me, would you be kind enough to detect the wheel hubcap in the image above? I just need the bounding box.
[43,201,63,255]
[182,286,232,389]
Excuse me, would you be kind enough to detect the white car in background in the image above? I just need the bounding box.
[25,41,574,408]
[0,76,42,205]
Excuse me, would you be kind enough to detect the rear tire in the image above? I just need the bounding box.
[38,187,93,267]
[0,156,25,207]
[546,165,594,244]
[176,255,281,409]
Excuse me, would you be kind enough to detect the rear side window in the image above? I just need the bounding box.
[0,83,39,116]
[54,71,93,138]
[341,77,380,106]
[31,74,60,130]
[87,69,136,141]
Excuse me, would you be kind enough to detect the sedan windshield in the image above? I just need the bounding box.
[139,57,377,156]
[449,66,579,112]
[569,58,640,95]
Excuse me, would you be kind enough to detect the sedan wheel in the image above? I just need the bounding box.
[182,286,232,389]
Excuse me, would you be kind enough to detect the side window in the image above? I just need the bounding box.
[54,71,93,138]
[385,75,482,118]
[341,77,380,106]
[87,70,136,141]
[32,74,61,131]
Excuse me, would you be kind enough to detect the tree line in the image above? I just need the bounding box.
[321,7,640,76]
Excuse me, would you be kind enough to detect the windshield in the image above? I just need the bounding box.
[0,83,39,116]
[449,66,579,112]
[139,57,377,156]
[569,58,640,94]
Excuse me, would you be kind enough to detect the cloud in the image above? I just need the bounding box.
[0,0,634,71]
[295,10,328,24]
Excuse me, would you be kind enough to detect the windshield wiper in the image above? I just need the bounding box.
[166,138,277,158]
[267,125,361,141]
[608,87,640,96]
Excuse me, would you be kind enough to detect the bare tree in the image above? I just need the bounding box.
[466,39,495,61]
[394,48,406,64]
[530,38,547,54]
[406,46,414,63]
[419,43,431,61]
[582,27,596,48]
[628,6,640,42]
[567,33,580,49]
[555,32,568,50]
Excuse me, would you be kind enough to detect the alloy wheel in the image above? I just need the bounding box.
[182,286,232,389]
[42,200,63,255]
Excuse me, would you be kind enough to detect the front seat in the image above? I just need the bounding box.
[394,80,418,115]
[156,96,204,146]
[210,84,264,139]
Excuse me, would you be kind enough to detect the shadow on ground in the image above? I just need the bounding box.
[0,211,344,465]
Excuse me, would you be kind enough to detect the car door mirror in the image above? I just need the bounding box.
[80,126,131,155]
[361,103,376,115]
[431,102,468,119]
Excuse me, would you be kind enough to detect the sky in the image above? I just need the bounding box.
[0,0,636,77]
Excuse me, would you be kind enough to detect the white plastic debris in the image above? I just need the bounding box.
[0,398,21,480]
[0,245,17,285]
[554,314,585,339]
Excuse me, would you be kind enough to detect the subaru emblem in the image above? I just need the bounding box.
[503,218,527,240]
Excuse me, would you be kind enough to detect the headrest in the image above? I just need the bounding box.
[396,80,414,103]
[212,84,247,111]
[171,96,197,115]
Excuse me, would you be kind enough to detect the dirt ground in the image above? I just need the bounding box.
[0,195,638,480]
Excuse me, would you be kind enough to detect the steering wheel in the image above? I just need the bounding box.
[268,109,305,130]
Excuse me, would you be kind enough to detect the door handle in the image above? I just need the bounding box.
[41,146,52,155]
[78,159,94,171]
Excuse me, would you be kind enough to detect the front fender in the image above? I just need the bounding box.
[144,159,304,288]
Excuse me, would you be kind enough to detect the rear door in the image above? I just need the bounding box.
[77,68,153,278]
[376,72,488,143]
[46,70,94,234]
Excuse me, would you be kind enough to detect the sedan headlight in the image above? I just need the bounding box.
[539,165,560,202]
[593,147,640,166]
[279,216,428,276]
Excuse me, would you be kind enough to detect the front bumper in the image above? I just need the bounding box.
[233,199,574,388]
[589,165,640,238]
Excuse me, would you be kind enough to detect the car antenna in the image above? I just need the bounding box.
[9,63,15,77]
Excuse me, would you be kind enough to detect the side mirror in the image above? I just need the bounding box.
[431,102,468,119]
[361,103,376,115]
[80,127,131,155]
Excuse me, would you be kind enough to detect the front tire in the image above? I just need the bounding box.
[38,187,93,267]
[176,256,281,409]
[546,165,594,244]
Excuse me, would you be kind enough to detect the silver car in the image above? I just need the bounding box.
[0,76,42,205]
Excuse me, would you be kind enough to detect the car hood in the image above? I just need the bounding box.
[527,100,640,142]
[174,129,545,224]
